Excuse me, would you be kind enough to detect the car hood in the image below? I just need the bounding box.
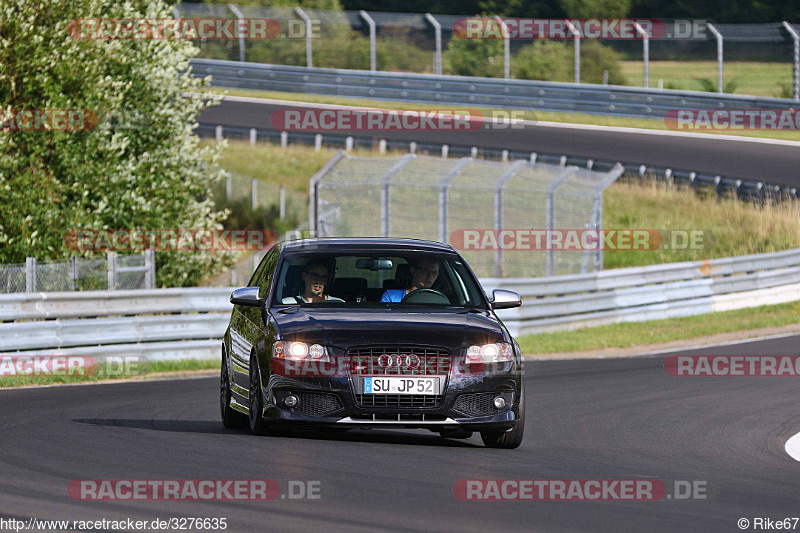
[271,307,506,349]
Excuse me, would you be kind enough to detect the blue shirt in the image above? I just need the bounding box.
[380,289,406,302]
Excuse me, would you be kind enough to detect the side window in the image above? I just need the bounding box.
[248,247,280,300]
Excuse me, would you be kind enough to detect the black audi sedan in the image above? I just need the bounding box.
[220,238,525,448]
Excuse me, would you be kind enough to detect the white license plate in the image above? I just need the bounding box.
[363,377,439,395]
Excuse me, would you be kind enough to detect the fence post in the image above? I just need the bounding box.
[68,256,77,291]
[279,186,286,221]
[249,128,257,145]
[545,167,576,276]
[228,4,246,63]
[25,257,36,293]
[380,154,415,237]
[783,22,800,100]
[425,13,442,76]
[494,16,510,79]
[144,249,155,289]
[251,178,258,210]
[107,252,117,290]
[438,158,471,243]
[315,133,322,151]
[360,11,376,72]
[634,22,650,88]
[308,150,348,237]
[215,125,223,142]
[280,131,288,148]
[225,172,232,201]
[707,23,723,93]
[294,7,313,68]
[565,20,581,84]
[493,160,526,277]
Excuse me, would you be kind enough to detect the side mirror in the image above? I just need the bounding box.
[490,289,521,310]
[230,287,264,307]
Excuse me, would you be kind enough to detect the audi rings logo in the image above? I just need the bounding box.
[378,354,421,369]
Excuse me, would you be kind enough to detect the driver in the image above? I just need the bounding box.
[282,259,344,304]
[380,259,439,302]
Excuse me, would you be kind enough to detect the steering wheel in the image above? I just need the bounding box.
[401,288,449,304]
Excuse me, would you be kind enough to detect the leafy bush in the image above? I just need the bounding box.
[695,77,739,93]
[443,35,505,77]
[512,41,627,85]
[0,0,233,287]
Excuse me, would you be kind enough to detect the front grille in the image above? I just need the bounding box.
[355,394,443,408]
[348,345,451,376]
[453,392,507,417]
[290,392,343,416]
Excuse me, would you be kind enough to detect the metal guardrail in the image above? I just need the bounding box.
[485,248,800,336]
[191,58,799,119]
[2,248,799,358]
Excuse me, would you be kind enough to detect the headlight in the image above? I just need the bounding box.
[273,341,329,362]
[465,343,513,363]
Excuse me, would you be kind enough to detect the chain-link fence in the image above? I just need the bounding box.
[0,251,155,293]
[177,4,800,98]
[309,151,623,278]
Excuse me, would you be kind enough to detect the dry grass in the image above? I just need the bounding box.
[603,180,800,268]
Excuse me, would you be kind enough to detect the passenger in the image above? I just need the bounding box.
[282,259,344,303]
[380,259,440,302]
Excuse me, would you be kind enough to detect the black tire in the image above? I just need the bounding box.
[480,395,525,449]
[248,353,270,436]
[220,350,248,429]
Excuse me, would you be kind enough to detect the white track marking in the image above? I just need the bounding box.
[216,95,800,147]
[785,432,800,462]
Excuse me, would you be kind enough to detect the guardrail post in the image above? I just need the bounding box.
[315,133,322,151]
[439,157,471,243]
[228,4,246,63]
[380,154,415,237]
[144,249,155,289]
[494,16,510,79]
[280,131,288,149]
[249,128,257,145]
[425,13,442,76]
[25,257,36,293]
[634,22,650,88]
[345,136,353,151]
[107,252,117,290]
[215,125,223,142]
[359,11,377,72]
[546,167,576,276]
[441,144,448,158]
[784,22,800,100]
[565,20,581,83]
[707,23,724,93]
[494,160,526,277]
[294,7,313,68]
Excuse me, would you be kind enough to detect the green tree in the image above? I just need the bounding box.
[558,0,632,18]
[513,41,627,85]
[0,0,232,286]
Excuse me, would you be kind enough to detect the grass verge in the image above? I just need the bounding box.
[203,87,800,142]
[0,358,218,389]
[518,300,800,354]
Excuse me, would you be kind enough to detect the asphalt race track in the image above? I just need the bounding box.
[199,98,800,188]
[2,333,799,532]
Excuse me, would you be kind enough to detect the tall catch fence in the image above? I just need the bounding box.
[309,151,623,278]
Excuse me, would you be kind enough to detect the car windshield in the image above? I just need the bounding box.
[272,252,487,309]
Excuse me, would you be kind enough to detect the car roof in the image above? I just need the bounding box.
[281,237,456,254]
